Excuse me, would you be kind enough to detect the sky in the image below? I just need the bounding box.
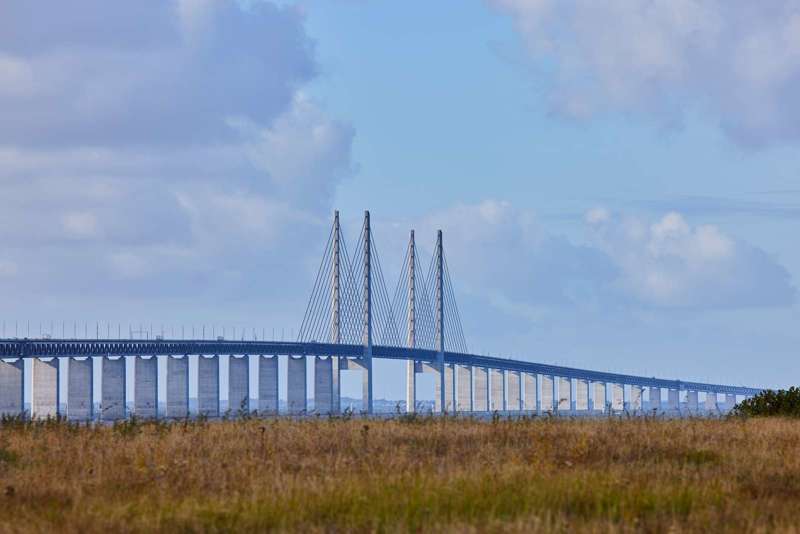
[1,0,799,400]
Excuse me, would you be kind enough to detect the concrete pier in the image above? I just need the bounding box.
[288,356,307,414]
[456,364,472,412]
[101,357,125,420]
[434,363,455,412]
[342,358,371,412]
[67,357,93,420]
[631,385,643,412]
[705,392,718,413]
[134,356,158,418]
[166,356,189,418]
[687,390,699,413]
[314,356,334,414]
[32,358,59,419]
[197,355,220,417]
[0,359,23,416]
[445,364,455,412]
[490,368,505,411]
[558,377,571,412]
[259,356,279,414]
[649,387,661,411]
[593,382,605,412]
[406,360,416,413]
[541,375,554,413]
[611,383,623,411]
[474,367,488,411]
[576,379,589,411]
[725,393,737,411]
[507,371,521,411]
[523,373,537,412]
[229,355,249,414]
[667,388,680,413]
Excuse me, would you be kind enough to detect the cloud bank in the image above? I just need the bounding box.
[0,1,354,322]
[490,0,800,146]
[422,201,795,314]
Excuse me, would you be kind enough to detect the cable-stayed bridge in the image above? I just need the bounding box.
[0,211,762,420]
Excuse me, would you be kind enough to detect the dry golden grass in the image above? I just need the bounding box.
[0,415,798,532]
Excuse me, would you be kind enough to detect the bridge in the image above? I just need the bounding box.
[0,211,762,420]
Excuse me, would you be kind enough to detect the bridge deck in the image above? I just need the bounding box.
[0,339,761,396]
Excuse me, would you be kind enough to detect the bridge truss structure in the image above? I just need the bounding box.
[0,211,762,420]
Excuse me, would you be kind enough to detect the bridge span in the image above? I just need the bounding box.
[0,211,763,420]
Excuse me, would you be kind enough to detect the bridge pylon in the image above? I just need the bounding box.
[328,210,342,414]
[362,210,374,414]
[435,230,446,413]
[406,230,417,413]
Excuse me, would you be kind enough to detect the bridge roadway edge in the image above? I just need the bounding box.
[0,338,762,396]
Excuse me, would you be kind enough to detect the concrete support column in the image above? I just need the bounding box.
[67,357,93,421]
[406,360,416,413]
[362,359,371,413]
[288,356,307,414]
[552,376,558,413]
[166,356,189,418]
[101,356,125,420]
[0,359,24,416]
[229,355,249,414]
[197,355,220,417]
[134,356,158,418]
[314,356,334,415]
[592,382,605,412]
[631,385,643,412]
[611,384,624,411]
[541,375,554,413]
[32,358,59,419]
[667,389,679,413]
[489,368,505,412]
[507,371,521,411]
[434,363,455,413]
[523,373,537,413]
[649,387,661,412]
[725,393,737,412]
[576,379,589,411]
[259,356,279,414]
[687,390,699,413]
[705,392,718,413]
[473,367,488,411]
[445,364,455,412]
[331,357,341,414]
[456,365,472,412]
[558,376,571,412]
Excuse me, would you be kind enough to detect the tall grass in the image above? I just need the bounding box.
[0,416,798,532]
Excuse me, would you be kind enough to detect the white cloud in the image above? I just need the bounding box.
[62,212,100,240]
[490,0,800,145]
[418,201,794,317]
[0,2,354,322]
[587,210,794,308]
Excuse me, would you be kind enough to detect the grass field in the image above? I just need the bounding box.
[0,415,798,532]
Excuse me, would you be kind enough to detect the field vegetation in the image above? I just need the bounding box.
[734,387,800,417]
[0,414,798,532]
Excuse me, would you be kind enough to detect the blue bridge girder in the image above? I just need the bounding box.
[0,338,761,396]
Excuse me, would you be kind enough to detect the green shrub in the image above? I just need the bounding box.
[733,387,800,417]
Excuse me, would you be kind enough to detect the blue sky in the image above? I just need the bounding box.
[1,1,799,400]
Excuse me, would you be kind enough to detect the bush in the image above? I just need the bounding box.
[733,387,800,417]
